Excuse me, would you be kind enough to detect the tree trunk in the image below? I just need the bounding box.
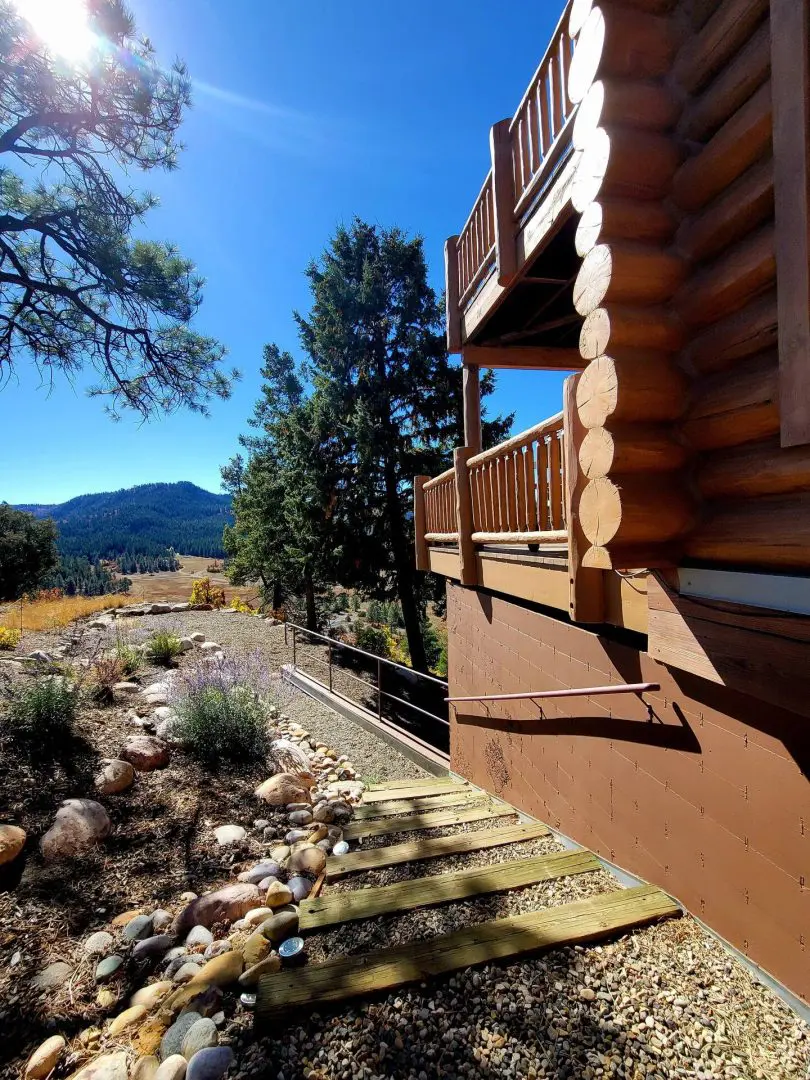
[383,457,427,672]
[272,580,283,612]
[303,567,317,631]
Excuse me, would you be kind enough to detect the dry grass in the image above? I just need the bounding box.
[0,593,130,633]
[124,554,256,605]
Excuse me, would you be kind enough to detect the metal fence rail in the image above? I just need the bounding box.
[283,622,449,749]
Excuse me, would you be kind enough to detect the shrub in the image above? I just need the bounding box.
[0,626,21,650]
[114,632,142,676]
[190,577,226,608]
[6,678,79,749]
[171,653,275,765]
[230,596,255,614]
[87,656,125,704]
[354,622,396,659]
[145,630,183,667]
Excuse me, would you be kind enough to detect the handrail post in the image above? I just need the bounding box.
[563,374,604,623]
[454,446,478,587]
[490,118,518,285]
[462,361,482,454]
[328,641,332,692]
[445,235,462,353]
[292,626,296,668]
[377,657,382,721]
[414,475,430,571]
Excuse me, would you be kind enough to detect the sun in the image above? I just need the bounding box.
[14,0,97,63]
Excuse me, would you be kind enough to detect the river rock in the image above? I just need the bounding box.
[177,638,194,653]
[186,950,243,987]
[213,825,245,846]
[287,809,313,827]
[258,910,298,943]
[288,846,326,877]
[189,633,206,643]
[332,840,350,856]
[185,1048,233,1080]
[149,604,172,615]
[237,861,280,885]
[95,955,124,982]
[131,981,173,1010]
[172,962,203,985]
[152,909,173,932]
[134,935,177,962]
[114,682,141,695]
[173,884,261,936]
[160,1013,201,1061]
[264,880,293,908]
[84,931,114,956]
[203,940,231,960]
[241,930,271,968]
[123,913,154,941]
[269,844,290,863]
[94,760,135,796]
[238,954,281,987]
[70,1052,129,1080]
[198,642,221,654]
[121,735,169,771]
[284,828,311,846]
[109,1003,147,1035]
[31,961,72,989]
[255,773,312,807]
[41,799,111,859]
[132,1056,160,1080]
[180,1018,218,1060]
[316,839,333,854]
[185,925,214,948]
[0,824,26,865]
[154,1057,187,1080]
[286,875,312,902]
[25,1035,66,1079]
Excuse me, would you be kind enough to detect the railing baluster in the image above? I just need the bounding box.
[549,431,563,530]
[537,437,549,531]
[505,451,517,530]
[524,442,538,531]
[515,447,528,532]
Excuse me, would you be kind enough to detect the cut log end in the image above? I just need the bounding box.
[580,475,696,548]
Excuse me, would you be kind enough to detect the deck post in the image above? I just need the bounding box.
[462,362,482,454]
[414,475,430,571]
[445,236,462,353]
[563,374,605,623]
[490,118,518,286]
[454,448,478,587]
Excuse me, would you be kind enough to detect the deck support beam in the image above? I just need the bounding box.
[462,363,482,453]
[463,345,584,371]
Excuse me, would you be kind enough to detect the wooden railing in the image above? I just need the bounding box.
[423,466,458,541]
[446,0,576,330]
[468,413,566,544]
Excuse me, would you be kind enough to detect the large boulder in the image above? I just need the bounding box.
[173,884,261,936]
[0,824,26,865]
[255,773,312,806]
[95,759,135,795]
[121,735,170,772]
[41,800,111,860]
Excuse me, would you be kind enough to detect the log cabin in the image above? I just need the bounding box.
[414,0,810,1004]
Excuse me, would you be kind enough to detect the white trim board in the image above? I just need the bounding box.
[677,568,810,616]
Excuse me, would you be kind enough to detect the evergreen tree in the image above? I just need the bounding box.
[0,504,59,599]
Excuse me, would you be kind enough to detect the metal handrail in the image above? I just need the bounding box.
[283,621,450,731]
[446,682,660,704]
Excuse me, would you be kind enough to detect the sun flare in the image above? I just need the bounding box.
[14,0,97,63]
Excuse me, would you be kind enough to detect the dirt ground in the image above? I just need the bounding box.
[124,556,256,606]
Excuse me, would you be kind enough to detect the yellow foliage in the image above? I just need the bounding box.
[0,626,21,649]
[189,577,226,608]
[229,596,255,613]
[7,594,129,633]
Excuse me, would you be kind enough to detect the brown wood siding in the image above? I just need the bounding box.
[447,583,810,1003]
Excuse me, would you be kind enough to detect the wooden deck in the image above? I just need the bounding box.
[256,779,680,1021]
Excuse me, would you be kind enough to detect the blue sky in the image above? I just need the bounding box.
[1,0,568,504]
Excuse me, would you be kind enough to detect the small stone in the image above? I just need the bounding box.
[152,910,173,932]
[579,987,596,1001]
[131,981,173,1010]
[203,941,231,960]
[95,760,135,796]
[288,810,313,826]
[25,1035,66,1079]
[154,1058,187,1080]
[198,642,222,653]
[31,961,72,989]
[109,1004,147,1035]
[177,638,194,653]
[253,819,269,830]
[70,1053,129,1080]
[121,735,170,771]
[0,823,26,865]
[95,955,124,982]
[269,845,290,863]
[213,824,245,846]
[264,880,293,908]
[259,910,299,943]
[189,633,206,643]
[160,1014,201,1061]
[163,949,189,970]
[179,892,197,902]
[185,925,214,948]
[241,930,272,968]
[237,861,280,885]
[255,773,312,807]
[238,954,281,987]
[173,884,261,936]
[180,1018,218,1060]
[97,988,118,1008]
[185,1047,234,1080]
[284,828,310,846]
[112,908,143,927]
[286,876,312,903]
[123,913,155,941]
[84,931,115,956]
[243,907,274,926]
[134,935,177,962]
[173,962,204,984]
[288,846,326,877]
[114,682,141,695]
[131,1056,159,1080]
[41,799,111,859]
[332,840,350,856]
[186,951,243,987]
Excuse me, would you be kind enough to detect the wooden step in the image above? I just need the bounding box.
[256,884,680,1020]
[299,849,601,930]
[352,791,486,821]
[344,802,514,841]
[326,821,552,879]
[362,780,468,804]
[368,777,456,791]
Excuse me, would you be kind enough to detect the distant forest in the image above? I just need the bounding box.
[19,482,232,589]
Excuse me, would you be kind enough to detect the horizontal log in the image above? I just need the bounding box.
[572,126,680,210]
[568,6,679,105]
[471,530,568,545]
[671,81,772,213]
[582,542,681,570]
[675,224,775,328]
[580,305,684,360]
[698,437,810,499]
[573,79,679,149]
[679,21,770,143]
[424,532,458,544]
[576,352,688,428]
[579,474,696,547]
[674,0,769,94]
[575,198,676,255]
[579,424,688,478]
[463,346,584,371]
[675,157,773,264]
[683,290,778,374]
[681,351,779,450]
[684,492,810,570]
[468,413,563,466]
[574,244,686,316]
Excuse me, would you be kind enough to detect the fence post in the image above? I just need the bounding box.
[414,475,430,571]
[292,626,296,669]
[377,657,383,721]
[328,642,333,692]
[454,446,478,587]
[563,374,605,623]
[490,118,518,286]
[445,235,462,353]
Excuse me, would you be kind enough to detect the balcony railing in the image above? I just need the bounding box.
[423,466,458,543]
[447,0,576,343]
